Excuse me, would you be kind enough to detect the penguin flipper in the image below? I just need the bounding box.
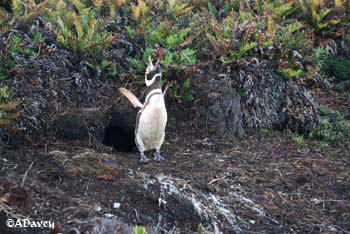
[119,87,143,109]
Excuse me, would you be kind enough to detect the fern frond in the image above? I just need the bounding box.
[28,0,37,10]
[286,22,303,36]
[174,4,193,16]
[240,42,257,55]
[267,16,275,38]
[334,0,343,7]
[139,0,148,15]
[23,12,38,21]
[131,3,141,19]
[71,0,86,14]
[87,18,96,42]
[12,0,19,11]
[57,17,72,36]
[206,32,219,52]
[168,0,176,9]
[116,0,127,7]
[94,0,103,12]
[109,0,116,18]
[319,8,331,21]
[73,12,84,39]
[274,1,295,19]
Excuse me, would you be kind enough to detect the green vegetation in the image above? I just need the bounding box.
[336,80,350,93]
[0,0,349,99]
[197,223,204,234]
[132,225,146,234]
[292,133,305,148]
[0,86,9,100]
[322,57,350,82]
[309,120,350,146]
[44,0,118,79]
[259,128,271,136]
[0,100,20,127]
[298,0,341,32]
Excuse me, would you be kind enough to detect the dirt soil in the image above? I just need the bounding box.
[1,91,350,234]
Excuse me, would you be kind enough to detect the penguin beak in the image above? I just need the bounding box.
[148,56,155,70]
[149,56,154,67]
[146,56,157,75]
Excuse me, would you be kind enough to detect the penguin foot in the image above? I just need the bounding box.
[140,152,150,163]
[153,150,165,161]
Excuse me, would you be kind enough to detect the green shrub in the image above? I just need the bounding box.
[124,3,198,100]
[46,0,111,54]
[2,0,349,93]
[322,57,350,82]
[292,133,305,148]
[0,87,9,100]
[0,34,24,88]
[132,225,146,234]
[297,0,342,33]
[309,120,350,146]
[127,20,196,77]
[44,0,118,79]
[259,128,271,136]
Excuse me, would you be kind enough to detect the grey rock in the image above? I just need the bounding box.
[190,73,245,138]
[235,60,319,133]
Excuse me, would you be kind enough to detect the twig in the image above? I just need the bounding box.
[208,176,226,185]
[293,158,344,164]
[21,162,34,187]
[334,225,350,234]
[0,202,31,220]
[134,208,141,223]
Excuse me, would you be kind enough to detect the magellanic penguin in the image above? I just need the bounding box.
[119,56,167,162]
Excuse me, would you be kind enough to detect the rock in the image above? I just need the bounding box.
[234,60,319,133]
[5,52,318,145]
[53,109,107,142]
[317,105,342,122]
[176,60,318,137]
[190,73,245,138]
[6,50,117,144]
[122,174,267,233]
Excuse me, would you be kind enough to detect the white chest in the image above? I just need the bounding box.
[136,93,167,151]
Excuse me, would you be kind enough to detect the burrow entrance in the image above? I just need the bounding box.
[102,111,136,152]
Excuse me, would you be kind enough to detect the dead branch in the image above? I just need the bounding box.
[21,162,34,187]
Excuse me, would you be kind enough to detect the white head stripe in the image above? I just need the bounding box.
[152,73,161,79]
[145,73,161,87]
[144,89,162,104]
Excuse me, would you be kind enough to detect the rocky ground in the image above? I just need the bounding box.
[1,88,349,233]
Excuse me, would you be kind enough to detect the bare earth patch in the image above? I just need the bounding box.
[1,131,349,234]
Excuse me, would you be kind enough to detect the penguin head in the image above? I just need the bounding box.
[145,56,162,87]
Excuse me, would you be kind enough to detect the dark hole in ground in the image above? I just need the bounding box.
[102,125,135,152]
